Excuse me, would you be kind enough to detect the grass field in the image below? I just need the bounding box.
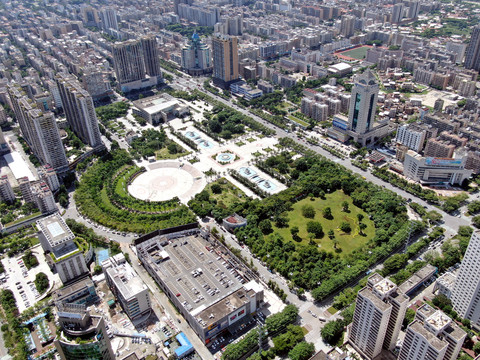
[339,46,370,60]
[271,191,375,256]
[156,146,190,160]
[205,178,246,208]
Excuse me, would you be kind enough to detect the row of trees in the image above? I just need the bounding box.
[74,150,196,233]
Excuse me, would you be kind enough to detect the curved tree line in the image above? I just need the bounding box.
[74,150,196,233]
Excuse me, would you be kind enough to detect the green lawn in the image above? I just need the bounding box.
[205,178,246,208]
[340,46,369,60]
[156,147,190,160]
[271,191,375,256]
[288,114,309,127]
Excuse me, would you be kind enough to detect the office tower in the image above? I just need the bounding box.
[0,175,15,203]
[348,70,379,135]
[464,25,480,71]
[392,3,404,24]
[113,40,145,85]
[102,254,151,322]
[37,213,88,284]
[141,36,162,78]
[100,7,118,31]
[340,15,355,38]
[396,124,426,153]
[398,304,466,360]
[82,66,112,101]
[181,33,212,75]
[348,274,408,359]
[8,85,68,172]
[56,73,103,149]
[54,302,115,360]
[212,34,239,88]
[451,230,480,327]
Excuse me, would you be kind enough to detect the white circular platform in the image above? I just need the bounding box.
[128,161,206,202]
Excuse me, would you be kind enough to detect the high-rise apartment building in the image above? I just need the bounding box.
[424,138,455,158]
[0,175,15,203]
[391,3,404,23]
[451,230,480,327]
[37,164,60,193]
[100,7,118,31]
[82,66,112,101]
[398,304,466,360]
[8,84,68,172]
[464,25,480,71]
[141,36,162,79]
[212,34,239,88]
[112,39,160,92]
[113,39,145,85]
[348,274,408,359]
[181,33,212,75]
[0,128,9,154]
[56,73,103,149]
[348,70,379,136]
[396,124,426,153]
[340,15,355,38]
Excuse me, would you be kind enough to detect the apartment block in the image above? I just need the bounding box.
[424,139,455,158]
[0,175,15,203]
[398,304,466,360]
[348,274,408,359]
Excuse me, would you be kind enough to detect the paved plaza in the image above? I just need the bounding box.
[128,161,206,202]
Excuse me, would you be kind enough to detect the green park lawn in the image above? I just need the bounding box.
[156,146,190,160]
[271,191,375,256]
[206,178,247,208]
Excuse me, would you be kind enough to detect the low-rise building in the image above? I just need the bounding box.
[403,150,472,185]
[230,81,263,101]
[135,224,264,344]
[132,94,189,125]
[52,278,98,306]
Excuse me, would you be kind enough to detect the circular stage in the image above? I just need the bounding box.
[128,161,206,202]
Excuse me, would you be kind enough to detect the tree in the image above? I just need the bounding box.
[258,219,273,234]
[328,229,335,239]
[321,320,344,345]
[426,210,442,223]
[288,342,315,360]
[357,213,364,222]
[403,308,416,329]
[211,184,222,194]
[34,272,49,294]
[383,254,408,275]
[342,201,349,212]
[272,325,304,354]
[339,222,351,233]
[291,226,299,237]
[323,207,332,219]
[359,222,367,235]
[94,265,102,275]
[167,143,178,154]
[306,221,323,238]
[473,342,480,355]
[301,205,316,219]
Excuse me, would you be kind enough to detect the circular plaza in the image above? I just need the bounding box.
[128,161,206,203]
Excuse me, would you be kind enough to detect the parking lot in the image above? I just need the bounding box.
[0,244,60,312]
